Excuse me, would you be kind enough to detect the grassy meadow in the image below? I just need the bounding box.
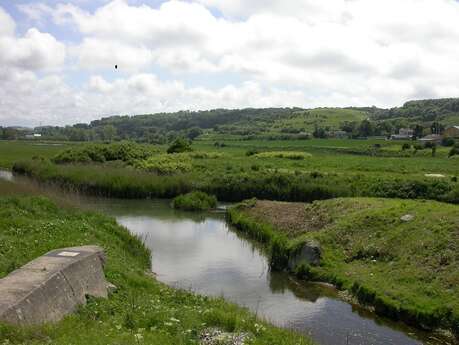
[5,138,458,203]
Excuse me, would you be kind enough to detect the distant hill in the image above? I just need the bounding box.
[27,98,459,142]
[354,98,459,125]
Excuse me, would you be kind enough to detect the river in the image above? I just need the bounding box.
[0,170,447,345]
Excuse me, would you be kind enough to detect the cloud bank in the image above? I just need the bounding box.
[2,0,459,126]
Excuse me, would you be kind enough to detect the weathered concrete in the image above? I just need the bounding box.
[0,245,108,325]
[288,240,321,270]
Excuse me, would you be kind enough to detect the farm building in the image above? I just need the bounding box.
[418,134,442,144]
[390,128,413,140]
[444,126,459,138]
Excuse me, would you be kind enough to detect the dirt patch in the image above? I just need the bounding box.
[244,200,334,237]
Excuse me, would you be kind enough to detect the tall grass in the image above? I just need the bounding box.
[12,159,459,203]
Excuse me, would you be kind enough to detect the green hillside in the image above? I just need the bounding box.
[3,98,459,142]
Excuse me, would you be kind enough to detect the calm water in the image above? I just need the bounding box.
[0,170,448,345]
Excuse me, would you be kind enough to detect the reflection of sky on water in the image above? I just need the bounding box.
[117,214,423,345]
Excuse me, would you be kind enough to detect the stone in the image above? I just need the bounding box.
[200,328,250,345]
[0,245,108,325]
[400,214,415,222]
[106,282,118,294]
[288,240,321,270]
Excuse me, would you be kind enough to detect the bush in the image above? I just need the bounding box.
[254,151,312,160]
[402,143,411,151]
[135,154,192,175]
[245,149,259,156]
[442,137,456,147]
[449,144,459,157]
[52,142,153,164]
[424,141,436,149]
[167,138,192,154]
[172,191,217,211]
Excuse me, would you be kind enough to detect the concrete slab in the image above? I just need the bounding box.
[0,245,108,325]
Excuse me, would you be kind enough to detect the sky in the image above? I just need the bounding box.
[1,0,459,127]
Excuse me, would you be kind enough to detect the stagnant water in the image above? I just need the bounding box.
[0,170,449,345]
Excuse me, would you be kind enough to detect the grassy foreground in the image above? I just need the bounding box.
[227,198,459,338]
[0,194,312,345]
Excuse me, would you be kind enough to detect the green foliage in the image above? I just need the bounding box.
[52,142,154,164]
[254,151,312,160]
[442,137,455,147]
[135,154,192,175]
[0,196,312,345]
[172,191,217,211]
[167,138,192,154]
[401,143,411,150]
[449,144,459,157]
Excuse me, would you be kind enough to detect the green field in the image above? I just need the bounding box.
[6,139,458,204]
[0,141,75,169]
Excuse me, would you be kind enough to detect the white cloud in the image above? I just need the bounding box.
[0,7,15,36]
[0,28,66,71]
[3,0,459,126]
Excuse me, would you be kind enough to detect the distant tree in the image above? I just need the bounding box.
[413,124,424,139]
[431,144,437,157]
[357,119,374,137]
[167,138,192,154]
[2,128,18,140]
[312,126,327,138]
[449,144,459,157]
[442,137,455,147]
[187,127,203,140]
[103,125,117,141]
[430,122,444,135]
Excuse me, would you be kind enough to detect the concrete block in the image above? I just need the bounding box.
[0,245,108,325]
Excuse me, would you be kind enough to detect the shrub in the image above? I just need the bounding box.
[135,154,192,175]
[402,143,411,151]
[167,138,192,154]
[254,151,312,160]
[52,142,153,164]
[245,149,259,156]
[442,137,456,147]
[172,191,217,211]
[424,141,436,149]
[449,144,459,157]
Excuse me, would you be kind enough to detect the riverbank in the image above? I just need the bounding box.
[227,198,459,341]
[11,157,459,204]
[0,194,313,345]
[1,140,457,204]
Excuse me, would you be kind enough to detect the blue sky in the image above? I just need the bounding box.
[1,0,459,127]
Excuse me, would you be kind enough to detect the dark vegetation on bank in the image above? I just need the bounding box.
[227,198,459,340]
[0,193,312,345]
[172,191,217,211]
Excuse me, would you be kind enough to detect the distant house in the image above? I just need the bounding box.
[390,128,413,140]
[24,133,42,139]
[332,130,348,139]
[444,126,459,138]
[418,134,442,144]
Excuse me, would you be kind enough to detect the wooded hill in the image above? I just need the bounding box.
[5,97,458,142]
